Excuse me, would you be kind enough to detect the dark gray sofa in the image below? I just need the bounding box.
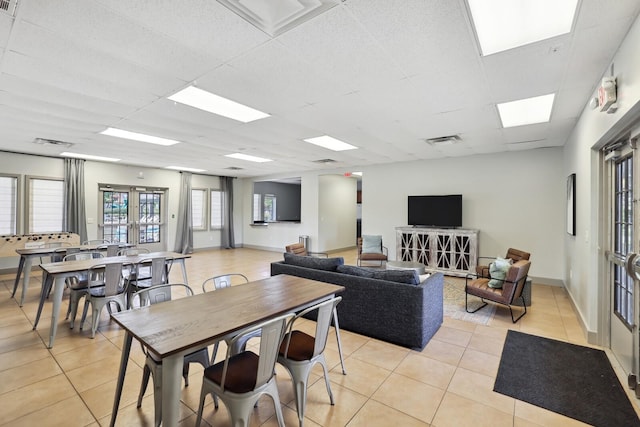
[270,254,444,350]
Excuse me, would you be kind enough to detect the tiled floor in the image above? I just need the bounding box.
[0,247,638,426]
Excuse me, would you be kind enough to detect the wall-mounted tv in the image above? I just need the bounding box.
[408,195,462,228]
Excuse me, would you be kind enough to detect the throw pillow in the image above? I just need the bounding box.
[371,269,420,285]
[362,235,383,254]
[488,261,511,289]
[336,264,375,278]
[283,252,344,271]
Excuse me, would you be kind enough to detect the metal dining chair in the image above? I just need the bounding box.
[195,313,292,427]
[79,262,127,338]
[130,283,211,427]
[62,251,105,329]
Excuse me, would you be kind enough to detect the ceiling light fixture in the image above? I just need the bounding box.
[100,127,181,146]
[225,153,273,163]
[165,166,206,172]
[467,0,578,56]
[60,152,120,162]
[304,135,358,151]
[497,93,555,128]
[168,86,270,123]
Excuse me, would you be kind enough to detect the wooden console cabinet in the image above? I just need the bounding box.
[396,227,478,277]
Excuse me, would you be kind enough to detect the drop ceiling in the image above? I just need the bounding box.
[0,0,638,177]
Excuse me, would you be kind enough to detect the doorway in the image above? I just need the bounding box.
[98,185,167,252]
[605,138,638,383]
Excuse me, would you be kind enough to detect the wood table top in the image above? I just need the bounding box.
[39,251,190,275]
[111,274,344,358]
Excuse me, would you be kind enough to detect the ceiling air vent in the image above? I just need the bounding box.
[312,159,337,164]
[33,138,74,148]
[425,135,461,146]
[225,166,243,170]
[0,0,17,16]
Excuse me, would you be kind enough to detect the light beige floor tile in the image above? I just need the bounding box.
[65,353,123,393]
[302,380,368,427]
[99,395,194,427]
[448,367,515,415]
[467,332,506,356]
[346,399,429,427]
[0,343,50,372]
[432,392,514,427]
[0,354,62,394]
[328,356,391,397]
[458,347,501,377]
[372,372,444,423]
[53,338,122,371]
[418,338,465,366]
[432,325,473,348]
[349,339,410,371]
[0,374,76,424]
[81,363,144,421]
[514,400,592,426]
[6,395,96,427]
[395,353,456,390]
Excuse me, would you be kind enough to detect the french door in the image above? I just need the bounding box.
[99,185,167,252]
[605,139,639,388]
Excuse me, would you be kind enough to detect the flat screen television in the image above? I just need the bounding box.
[408,195,462,228]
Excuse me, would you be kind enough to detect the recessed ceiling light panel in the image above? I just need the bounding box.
[60,152,120,162]
[304,135,358,151]
[468,0,578,55]
[100,127,181,146]
[168,86,270,123]
[225,153,273,163]
[497,93,555,128]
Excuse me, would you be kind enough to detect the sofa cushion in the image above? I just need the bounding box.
[362,235,383,254]
[283,252,344,271]
[371,269,420,285]
[336,264,375,278]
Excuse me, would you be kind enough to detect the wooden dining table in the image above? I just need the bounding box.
[109,274,345,427]
[11,242,134,307]
[36,251,191,348]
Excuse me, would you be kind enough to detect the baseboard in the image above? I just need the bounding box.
[529,276,564,286]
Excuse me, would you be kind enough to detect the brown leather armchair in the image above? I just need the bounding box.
[285,242,328,258]
[476,248,530,278]
[357,236,388,266]
[465,259,531,323]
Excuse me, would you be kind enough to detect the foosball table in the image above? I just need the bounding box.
[0,233,81,257]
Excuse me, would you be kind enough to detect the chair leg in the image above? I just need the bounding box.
[465,293,488,313]
[138,364,151,408]
[508,295,527,323]
[332,310,346,375]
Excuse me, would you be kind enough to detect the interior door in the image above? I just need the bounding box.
[606,140,638,383]
[99,186,167,252]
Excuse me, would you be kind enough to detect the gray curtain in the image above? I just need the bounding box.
[221,176,235,249]
[63,158,88,243]
[174,172,193,254]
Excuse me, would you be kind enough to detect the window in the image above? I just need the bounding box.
[253,193,262,222]
[191,189,207,230]
[102,190,129,243]
[139,192,161,243]
[28,177,64,233]
[614,155,634,327]
[264,194,277,222]
[210,190,223,229]
[0,175,18,234]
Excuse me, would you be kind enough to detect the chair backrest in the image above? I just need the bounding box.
[105,244,120,257]
[83,239,111,245]
[136,257,169,286]
[219,313,290,391]
[505,248,530,262]
[285,242,308,256]
[118,247,150,256]
[281,297,342,360]
[88,262,124,297]
[64,251,104,262]
[502,260,531,303]
[132,283,194,307]
[202,274,248,292]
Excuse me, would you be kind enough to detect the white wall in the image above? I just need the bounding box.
[362,148,564,281]
[318,174,357,250]
[563,13,640,339]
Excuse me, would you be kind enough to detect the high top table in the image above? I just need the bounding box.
[109,274,344,427]
[37,251,190,348]
[11,243,134,307]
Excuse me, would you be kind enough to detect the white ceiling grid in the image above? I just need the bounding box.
[0,0,637,176]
